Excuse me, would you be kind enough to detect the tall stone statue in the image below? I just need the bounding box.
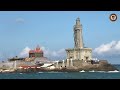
[66,17,92,61]
[74,29,78,48]
[74,17,83,49]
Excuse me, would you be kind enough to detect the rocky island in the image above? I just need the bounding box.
[0,17,118,73]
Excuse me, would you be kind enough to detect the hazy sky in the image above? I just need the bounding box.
[0,11,120,64]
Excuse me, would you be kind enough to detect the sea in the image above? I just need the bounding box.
[0,64,120,79]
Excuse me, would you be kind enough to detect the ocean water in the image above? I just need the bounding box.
[0,65,120,79]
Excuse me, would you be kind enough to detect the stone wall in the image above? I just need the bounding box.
[80,48,92,60]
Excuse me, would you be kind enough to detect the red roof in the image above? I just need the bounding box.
[29,46,43,53]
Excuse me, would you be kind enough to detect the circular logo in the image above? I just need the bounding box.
[110,14,117,22]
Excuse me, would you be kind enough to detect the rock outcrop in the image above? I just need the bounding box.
[54,60,119,72]
[13,60,119,73]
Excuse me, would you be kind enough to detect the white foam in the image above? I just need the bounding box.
[88,70,105,73]
[89,70,95,72]
[95,71,106,73]
[107,70,119,73]
[80,70,85,72]
[47,72,63,73]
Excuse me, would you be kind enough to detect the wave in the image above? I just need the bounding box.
[89,70,119,73]
[79,70,120,73]
[47,71,68,73]
[79,70,105,73]
[37,71,68,73]
[88,70,106,73]
[107,70,119,73]
[95,71,106,73]
[79,70,85,72]
[89,70,95,72]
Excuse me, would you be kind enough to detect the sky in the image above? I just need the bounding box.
[0,11,120,64]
